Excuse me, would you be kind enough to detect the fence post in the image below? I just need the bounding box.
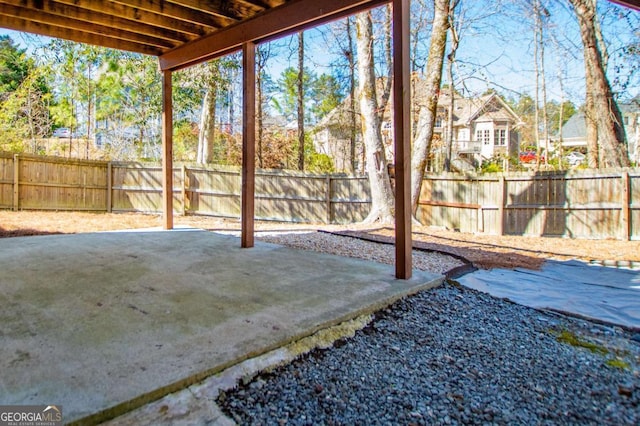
[498,175,505,235]
[181,164,187,216]
[325,176,332,224]
[12,154,19,211]
[621,171,630,241]
[107,162,112,213]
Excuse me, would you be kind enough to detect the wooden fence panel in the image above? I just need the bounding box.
[255,172,326,222]
[417,169,639,240]
[15,155,107,211]
[111,163,183,213]
[630,174,639,240]
[330,176,370,224]
[1,154,637,240]
[186,167,240,217]
[0,154,13,209]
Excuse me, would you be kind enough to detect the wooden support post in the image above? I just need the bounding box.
[162,69,174,230]
[241,41,256,248]
[621,171,631,241]
[106,162,112,213]
[13,154,19,211]
[392,0,412,279]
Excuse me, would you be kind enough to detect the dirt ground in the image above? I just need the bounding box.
[1,211,638,270]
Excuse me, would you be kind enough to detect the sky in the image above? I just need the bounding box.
[1,0,638,108]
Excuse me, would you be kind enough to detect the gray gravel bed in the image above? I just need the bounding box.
[257,231,465,275]
[218,282,640,425]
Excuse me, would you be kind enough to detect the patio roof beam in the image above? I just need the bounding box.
[0,13,162,55]
[0,0,195,44]
[159,0,388,71]
[112,0,237,28]
[54,0,211,37]
[0,3,177,50]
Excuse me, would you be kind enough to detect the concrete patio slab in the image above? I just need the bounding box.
[0,229,442,424]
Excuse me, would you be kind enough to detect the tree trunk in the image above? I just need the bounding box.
[356,11,394,224]
[585,67,599,167]
[297,31,305,171]
[377,5,393,124]
[538,5,549,167]
[444,6,459,172]
[197,86,217,164]
[533,0,542,171]
[257,45,271,169]
[410,0,450,214]
[346,17,357,174]
[570,0,629,168]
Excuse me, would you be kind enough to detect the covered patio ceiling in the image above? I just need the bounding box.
[0,0,389,69]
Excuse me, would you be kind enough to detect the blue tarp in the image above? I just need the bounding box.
[458,260,640,329]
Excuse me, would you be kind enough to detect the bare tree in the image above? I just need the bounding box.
[444,1,460,172]
[297,31,305,171]
[346,17,358,173]
[569,0,629,168]
[197,63,219,164]
[410,0,451,214]
[256,44,275,168]
[356,10,394,224]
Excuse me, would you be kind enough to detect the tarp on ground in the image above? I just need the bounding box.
[458,260,640,330]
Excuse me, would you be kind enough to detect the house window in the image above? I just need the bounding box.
[476,129,491,145]
[435,117,442,128]
[494,129,506,146]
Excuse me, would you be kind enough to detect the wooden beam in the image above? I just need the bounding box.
[112,0,236,27]
[609,0,640,11]
[160,0,388,70]
[169,0,262,20]
[236,0,287,9]
[237,0,287,9]
[0,0,194,43]
[0,14,162,55]
[241,41,256,248]
[162,69,174,230]
[392,0,411,279]
[0,3,176,49]
[55,0,210,37]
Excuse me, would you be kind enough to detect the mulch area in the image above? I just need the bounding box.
[1,211,639,271]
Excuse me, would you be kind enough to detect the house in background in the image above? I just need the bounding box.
[552,97,640,165]
[432,92,522,170]
[313,78,522,173]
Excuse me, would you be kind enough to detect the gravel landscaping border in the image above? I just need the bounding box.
[218,282,640,425]
[217,232,640,425]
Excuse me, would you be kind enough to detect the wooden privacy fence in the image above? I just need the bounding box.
[2,153,638,240]
[417,169,640,240]
[0,153,371,224]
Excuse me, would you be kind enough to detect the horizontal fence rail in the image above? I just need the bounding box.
[0,153,371,224]
[1,153,637,240]
[417,169,639,240]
